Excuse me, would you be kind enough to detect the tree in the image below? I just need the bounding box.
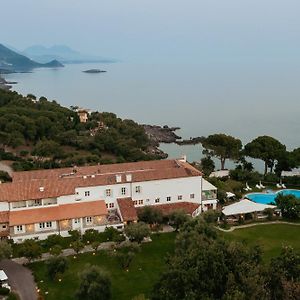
[49,245,63,256]
[200,156,215,176]
[200,134,242,170]
[244,136,286,175]
[124,222,150,244]
[91,241,101,252]
[82,229,99,243]
[46,256,68,280]
[275,194,300,219]
[0,241,12,260]
[71,240,85,254]
[268,246,300,300]
[168,210,189,231]
[19,239,42,262]
[68,230,81,241]
[137,206,163,226]
[76,265,111,300]
[151,218,268,300]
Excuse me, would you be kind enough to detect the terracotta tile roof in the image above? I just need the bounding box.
[12,159,202,182]
[1,160,202,202]
[9,200,108,226]
[117,198,138,222]
[137,202,200,216]
[0,212,9,223]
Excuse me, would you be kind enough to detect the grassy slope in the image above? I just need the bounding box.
[222,224,300,262]
[31,232,176,300]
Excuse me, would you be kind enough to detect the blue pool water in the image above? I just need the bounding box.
[246,189,300,205]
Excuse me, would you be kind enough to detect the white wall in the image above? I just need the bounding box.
[67,176,202,208]
[0,202,9,211]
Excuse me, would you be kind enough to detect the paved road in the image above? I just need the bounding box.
[0,259,37,300]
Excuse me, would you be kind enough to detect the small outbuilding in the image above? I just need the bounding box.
[222,199,276,223]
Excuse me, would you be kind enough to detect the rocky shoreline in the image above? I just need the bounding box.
[143,124,181,144]
[143,125,182,159]
[0,76,11,90]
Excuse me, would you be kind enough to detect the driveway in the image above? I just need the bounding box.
[0,259,37,300]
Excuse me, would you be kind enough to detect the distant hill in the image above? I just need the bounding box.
[22,44,116,64]
[0,44,64,72]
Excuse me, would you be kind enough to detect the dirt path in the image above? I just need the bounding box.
[216,221,300,232]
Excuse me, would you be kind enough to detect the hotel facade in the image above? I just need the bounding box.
[0,158,217,243]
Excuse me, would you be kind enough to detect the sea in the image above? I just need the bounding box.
[4,61,300,171]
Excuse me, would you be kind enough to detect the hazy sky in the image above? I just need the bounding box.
[2,0,300,62]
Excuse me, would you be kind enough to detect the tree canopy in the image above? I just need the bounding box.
[244,136,286,175]
[0,89,160,171]
[151,217,300,300]
[200,134,242,170]
[76,265,111,300]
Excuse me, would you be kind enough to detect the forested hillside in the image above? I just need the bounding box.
[0,89,159,171]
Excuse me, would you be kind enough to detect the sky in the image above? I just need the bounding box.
[2,0,300,62]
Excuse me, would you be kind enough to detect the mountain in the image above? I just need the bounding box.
[22,44,116,64]
[0,44,64,72]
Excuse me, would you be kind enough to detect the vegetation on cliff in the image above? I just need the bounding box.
[0,89,160,171]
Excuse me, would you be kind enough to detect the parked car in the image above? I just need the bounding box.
[0,270,11,291]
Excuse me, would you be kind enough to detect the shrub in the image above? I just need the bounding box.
[0,287,10,295]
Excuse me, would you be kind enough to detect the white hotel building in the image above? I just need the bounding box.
[0,158,218,243]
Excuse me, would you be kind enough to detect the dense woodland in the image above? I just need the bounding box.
[0,89,159,172]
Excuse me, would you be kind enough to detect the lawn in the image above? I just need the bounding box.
[222,224,300,261]
[30,232,176,300]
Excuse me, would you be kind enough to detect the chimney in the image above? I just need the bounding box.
[116,174,122,183]
[178,155,187,163]
[126,174,132,182]
[39,187,44,192]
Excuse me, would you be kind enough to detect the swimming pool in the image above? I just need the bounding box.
[246,189,300,205]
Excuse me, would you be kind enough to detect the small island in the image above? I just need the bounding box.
[83,69,106,73]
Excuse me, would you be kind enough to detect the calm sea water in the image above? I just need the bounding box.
[5,62,300,170]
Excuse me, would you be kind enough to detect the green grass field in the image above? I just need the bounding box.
[31,232,176,300]
[221,224,300,261]
[30,224,300,299]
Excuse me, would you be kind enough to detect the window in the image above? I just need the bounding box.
[39,223,45,229]
[135,186,141,193]
[85,191,90,197]
[155,198,160,203]
[190,193,195,199]
[106,189,112,197]
[2,225,6,229]
[167,196,171,202]
[109,203,114,208]
[178,195,183,200]
[133,200,138,206]
[74,218,81,224]
[16,225,23,232]
[46,222,52,228]
[86,217,93,224]
[121,187,126,195]
[138,200,144,205]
